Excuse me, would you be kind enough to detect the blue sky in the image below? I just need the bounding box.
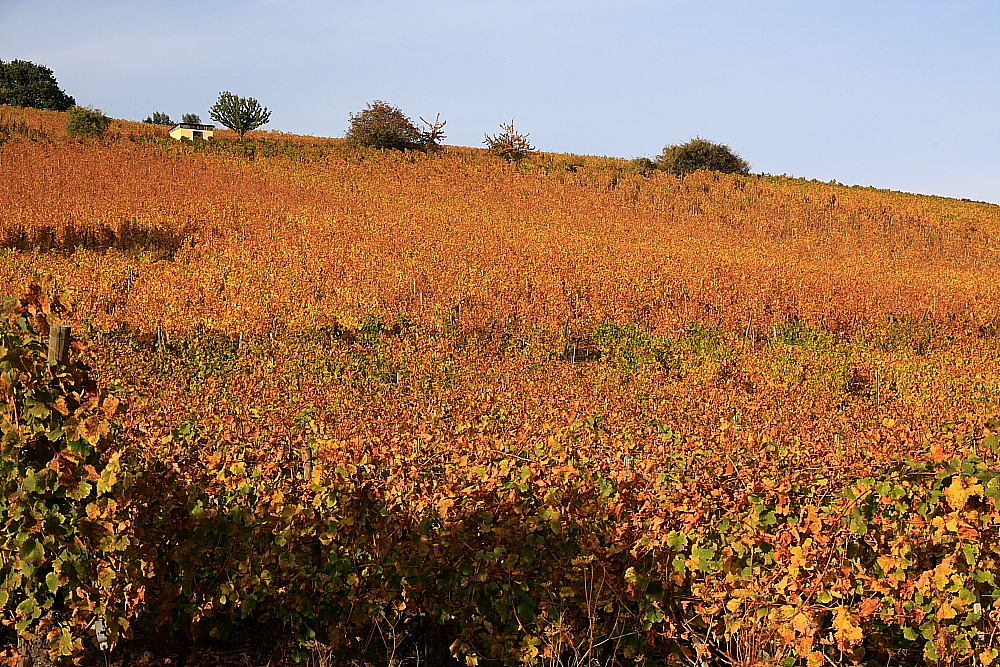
[2,0,998,202]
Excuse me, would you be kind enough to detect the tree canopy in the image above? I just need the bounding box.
[144,111,173,125]
[0,60,76,111]
[181,113,201,124]
[345,101,423,151]
[209,92,271,140]
[655,138,750,176]
[66,106,111,138]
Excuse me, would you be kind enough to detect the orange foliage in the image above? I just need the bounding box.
[4,105,1000,663]
[2,106,1000,468]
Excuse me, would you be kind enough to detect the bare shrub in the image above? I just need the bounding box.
[484,119,535,162]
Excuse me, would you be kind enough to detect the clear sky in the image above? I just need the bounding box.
[2,0,998,202]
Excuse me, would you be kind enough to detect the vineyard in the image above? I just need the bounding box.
[2,105,1000,666]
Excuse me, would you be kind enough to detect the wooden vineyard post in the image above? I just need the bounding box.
[300,445,314,481]
[48,324,71,366]
[155,323,167,352]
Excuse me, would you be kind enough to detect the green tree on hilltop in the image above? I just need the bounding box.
[0,60,76,111]
[66,106,111,138]
[181,113,201,124]
[345,100,422,151]
[144,111,173,125]
[209,91,271,140]
[656,137,750,176]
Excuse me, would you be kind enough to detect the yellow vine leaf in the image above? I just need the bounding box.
[437,498,456,517]
[832,606,863,649]
[945,476,983,510]
[937,602,957,620]
[791,611,813,635]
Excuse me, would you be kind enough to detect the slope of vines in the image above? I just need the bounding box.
[2,105,1000,666]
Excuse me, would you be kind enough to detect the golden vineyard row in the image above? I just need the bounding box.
[3,106,999,335]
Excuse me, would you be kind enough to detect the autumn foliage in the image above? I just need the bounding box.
[1,105,1000,665]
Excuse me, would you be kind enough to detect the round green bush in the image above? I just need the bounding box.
[656,137,750,175]
[345,101,422,151]
[65,106,112,138]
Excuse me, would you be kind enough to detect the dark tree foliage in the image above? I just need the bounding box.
[65,106,111,138]
[209,91,271,140]
[181,113,201,124]
[656,137,750,176]
[345,101,423,151]
[144,111,173,125]
[484,120,535,162]
[0,60,76,111]
[630,157,658,175]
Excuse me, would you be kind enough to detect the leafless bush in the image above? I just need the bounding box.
[484,119,535,162]
[418,114,447,152]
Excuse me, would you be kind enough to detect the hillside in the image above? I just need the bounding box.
[3,106,1000,459]
[2,106,1000,666]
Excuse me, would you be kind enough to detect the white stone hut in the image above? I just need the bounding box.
[168,123,215,141]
